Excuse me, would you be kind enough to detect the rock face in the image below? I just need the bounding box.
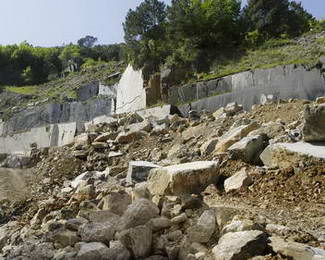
[126,161,160,183]
[224,168,253,193]
[269,236,325,260]
[260,142,325,168]
[212,231,267,260]
[148,161,219,196]
[302,104,325,141]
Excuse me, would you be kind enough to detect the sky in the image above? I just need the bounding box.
[0,0,323,47]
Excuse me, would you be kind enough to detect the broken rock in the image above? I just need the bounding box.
[224,168,253,193]
[148,161,219,196]
[126,161,160,183]
[303,104,325,141]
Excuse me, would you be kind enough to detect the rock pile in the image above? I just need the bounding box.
[0,98,324,259]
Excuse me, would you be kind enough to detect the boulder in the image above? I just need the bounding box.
[260,142,325,168]
[76,242,109,260]
[248,122,285,140]
[46,228,80,248]
[74,133,90,147]
[214,122,259,153]
[126,161,160,183]
[212,231,267,260]
[213,107,226,119]
[127,120,152,133]
[117,198,160,230]
[81,210,120,224]
[94,132,117,142]
[78,222,115,244]
[100,191,132,216]
[224,168,253,193]
[188,209,216,243]
[269,236,325,260]
[148,161,219,196]
[147,217,172,231]
[228,135,268,164]
[71,171,106,189]
[224,102,243,116]
[200,138,219,156]
[106,241,131,260]
[118,225,152,258]
[116,130,147,144]
[303,104,325,141]
[222,219,259,234]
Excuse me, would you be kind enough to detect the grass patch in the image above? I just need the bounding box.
[5,85,39,95]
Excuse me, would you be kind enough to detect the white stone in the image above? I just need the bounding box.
[224,168,253,193]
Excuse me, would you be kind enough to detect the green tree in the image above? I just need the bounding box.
[77,35,98,48]
[242,0,314,38]
[59,44,83,72]
[123,0,168,75]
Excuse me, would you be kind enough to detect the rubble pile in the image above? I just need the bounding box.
[0,98,324,260]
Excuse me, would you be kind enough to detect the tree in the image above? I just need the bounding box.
[77,35,98,48]
[123,0,168,74]
[59,44,83,72]
[242,0,314,38]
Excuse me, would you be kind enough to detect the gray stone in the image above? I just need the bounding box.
[118,198,160,230]
[222,219,259,234]
[303,104,325,141]
[148,161,220,196]
[224,168,253,193]
[47,228,80,248]
[260,142,325,168]
[214,122,260,153]
[106,241,131,260]
[147,217,172,231]
[228,135,268,164]
[100,191,132,216]
[269,236,325,260]
[126,161,160,183]
[78,222,115,244]
[118,225,152,258]
[188,209,216,243]
[76,242,109,260]
[212,231,267,260]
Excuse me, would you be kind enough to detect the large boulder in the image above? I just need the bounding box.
[214,122,259,153]
[117,198,160,230]
[269,236,325,260]
[228,135,268,164]
[248,122,285,140]
[212,231,267,260]
[302,104,325,141]
[260,142,325,168]
[118,225,152,258]
[100,191,132,216]
[76,242,110,260]
[126,161,160,183]
[148,161,219,196]
[224,168,253,193]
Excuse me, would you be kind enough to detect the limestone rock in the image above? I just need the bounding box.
[117,198,160,230]
[81,210,120,224]
[78,222,115,244]
[222,219,259,234]
[269,236,325,260]
[224,168,253,193]
[71,171,106,189]
[74,133,90,147]
[248,122,285,140]
[94,132,117,143]
[303,104,325,141]
[224,102,243,116]
[200,138,219,156]
[260,142,325,168]
[228,135,268,164]
[127,120,152,133]
[76,242,109,260]
[116,130,147,144]
[100,191,131,216]
[148,161,219,196]
[212,231,267,260]
[126,161,160,183]
[214,122,259,153]
[316,97,325,104]
[118,225,152,258]
[213,207,241,229]
[147,217,172,231]
[188,209,216,243]
[47,228,80,248]
[106,241,131,260]
[213,107,226,119]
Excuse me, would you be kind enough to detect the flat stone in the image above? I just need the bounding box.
[126,161,160,183]
[269,236,325,260]
[224,168,253,193]
[260,142,325,168]
[148,161,220,196]
[212,231,267,260]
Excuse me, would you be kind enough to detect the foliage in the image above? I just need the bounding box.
[77,35,98,48]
